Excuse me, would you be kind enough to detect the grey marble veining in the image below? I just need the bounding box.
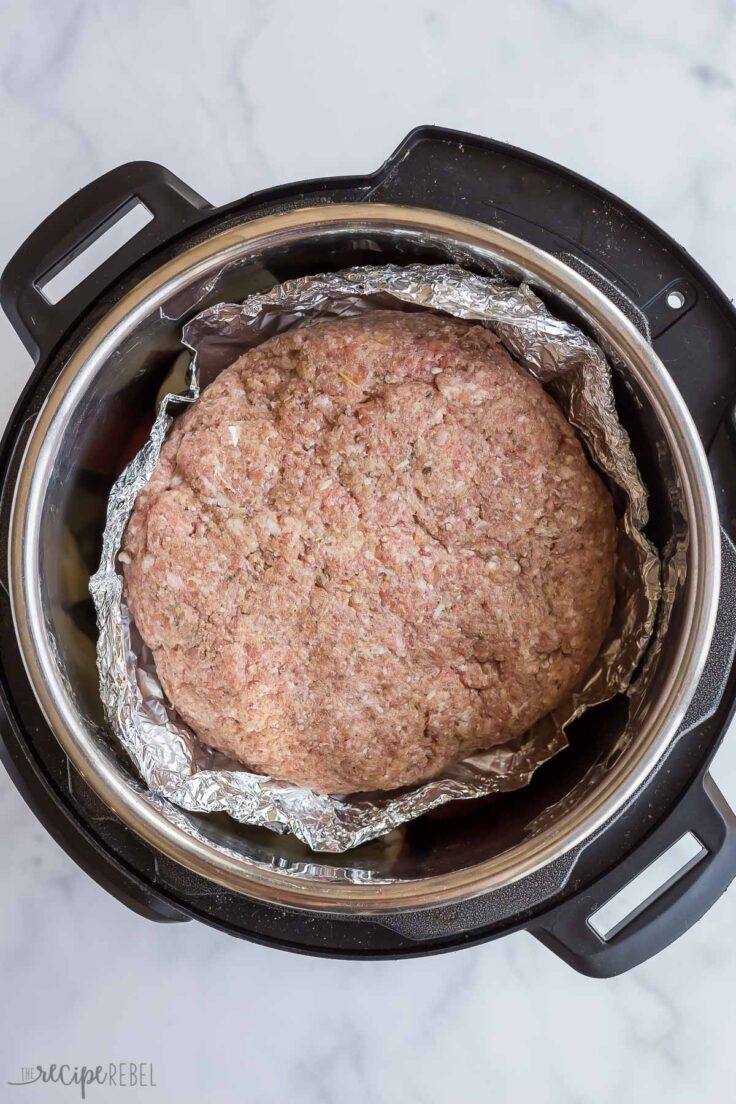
[1,1,736,1101]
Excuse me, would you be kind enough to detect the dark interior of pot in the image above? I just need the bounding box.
[36,224,689,884]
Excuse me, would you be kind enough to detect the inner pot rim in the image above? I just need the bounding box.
[7,203,721,914]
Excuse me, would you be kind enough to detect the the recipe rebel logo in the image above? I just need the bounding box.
[7,1063,157,1098]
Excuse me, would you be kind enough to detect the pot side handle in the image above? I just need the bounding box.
[0,162,212,364]
[532,530,736,977]
[531,774,736,977]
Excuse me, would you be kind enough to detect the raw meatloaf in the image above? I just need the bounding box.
[122,311,616,793]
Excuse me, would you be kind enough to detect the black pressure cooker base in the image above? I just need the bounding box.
[2,127,736,975]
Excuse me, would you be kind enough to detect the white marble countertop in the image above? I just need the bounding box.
[2,2,736,1101]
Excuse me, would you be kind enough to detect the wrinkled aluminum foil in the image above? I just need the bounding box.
[90,264,661,853]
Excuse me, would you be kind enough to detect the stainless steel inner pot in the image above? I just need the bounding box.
[8,204,720,913]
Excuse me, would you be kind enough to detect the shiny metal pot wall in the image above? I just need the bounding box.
[8,205,721,914]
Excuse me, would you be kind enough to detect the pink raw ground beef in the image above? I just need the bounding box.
[122,311,616,793]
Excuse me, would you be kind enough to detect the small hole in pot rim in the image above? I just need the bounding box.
[667,290,686,310]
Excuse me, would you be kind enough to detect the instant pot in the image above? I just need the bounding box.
[2,126,736,977]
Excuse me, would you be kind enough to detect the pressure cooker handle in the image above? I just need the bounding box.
[532,774,736,977]
[0,162,212,363]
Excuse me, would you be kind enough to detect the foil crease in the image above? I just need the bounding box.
[90,264,661,853]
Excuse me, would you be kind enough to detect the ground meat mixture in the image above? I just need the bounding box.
[122,311,616,793]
